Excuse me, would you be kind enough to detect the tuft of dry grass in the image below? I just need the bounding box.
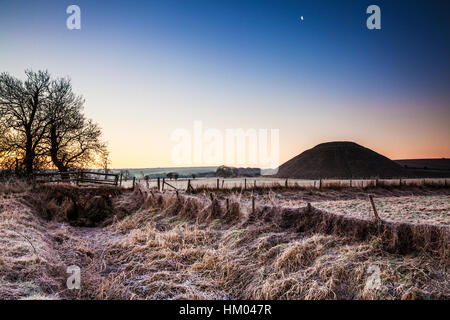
[0,188,66,299]
[0,179,31,194]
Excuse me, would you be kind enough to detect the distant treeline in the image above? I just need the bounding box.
[112,166,265,180]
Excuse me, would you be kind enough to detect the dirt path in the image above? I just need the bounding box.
[49,223,123,299]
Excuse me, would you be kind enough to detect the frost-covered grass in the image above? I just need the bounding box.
[0,181,449,300]
[312,195,450,226]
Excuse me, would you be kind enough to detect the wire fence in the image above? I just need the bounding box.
[125,176,450,192]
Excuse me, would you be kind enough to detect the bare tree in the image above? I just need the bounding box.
[44,77,107,172]
[0,70,108,175]
[0,70,51,174]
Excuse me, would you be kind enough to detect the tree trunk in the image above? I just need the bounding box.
[49,126,70,179]
[23,140,34,175]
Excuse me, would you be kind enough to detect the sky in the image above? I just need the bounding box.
[0,0,449,168]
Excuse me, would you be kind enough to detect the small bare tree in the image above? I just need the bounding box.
[101,150,111,177]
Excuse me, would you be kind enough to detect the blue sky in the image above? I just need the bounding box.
[1,0,449,167]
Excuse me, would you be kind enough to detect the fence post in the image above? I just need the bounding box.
[132,177,136,190]
[254,180,256,189]
[285,179,288,188]
[244,178,247,190]
[114,175,118,186]
[162,178,165,191]
[222,180,225,189]
[306,202,311,212]
[187,179,192,193]
[157,177,161,191]
[79,171,84,185]
[226,198,229,212]
[252,194,255,214]
[119,173,123,186]
[217,178,220,190]
[145,176,149,188]
[368,194,381,223]
[319,178,322,190]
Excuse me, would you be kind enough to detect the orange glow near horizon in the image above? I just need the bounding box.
[103,99,450,169]
[107,132,450,169]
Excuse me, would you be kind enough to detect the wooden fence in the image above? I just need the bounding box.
[32,171,119,186]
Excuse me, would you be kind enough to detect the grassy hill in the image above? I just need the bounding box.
[276,142,406,179]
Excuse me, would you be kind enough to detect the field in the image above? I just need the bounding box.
[0,181,449,300]
[312,196,449,226]
[124,176,450,190]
